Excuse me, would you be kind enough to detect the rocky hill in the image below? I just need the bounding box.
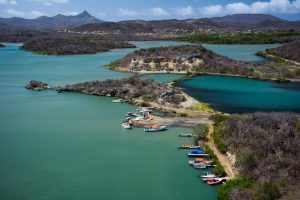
[107,45,279,78]
[266,40,300,62]
[25,77,187,107]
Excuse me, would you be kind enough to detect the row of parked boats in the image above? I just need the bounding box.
[178,143,227,185]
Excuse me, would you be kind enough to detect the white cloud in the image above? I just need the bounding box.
[43,2,52,6]
[200,0,300,16]
[5,9,46,18]
[200,5,223,16]
[32,0,69,5]
[0,0,17,5]
[118,8,138,16]
[173,6,194,15]
[64,11,78,16]
[30,10,45,17]
[98,12,107,17]
[149,7,169,16]
[5,9,25,17]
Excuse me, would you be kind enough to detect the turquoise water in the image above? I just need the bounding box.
[202,44,281,62]
[139,73,185,83]
[177,75,300,113]
[0,42,217,200]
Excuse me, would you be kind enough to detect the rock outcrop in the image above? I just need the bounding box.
[25,80,49,91]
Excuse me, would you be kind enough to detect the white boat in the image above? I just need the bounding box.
[201,172,218,181]
[112,99,127,103]
[122,122,132,129]
[144,125,167,132]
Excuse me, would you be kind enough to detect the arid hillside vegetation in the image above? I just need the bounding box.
[212,112,300,200]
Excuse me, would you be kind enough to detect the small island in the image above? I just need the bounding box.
[107,44,299,81]
[0,43,4,48]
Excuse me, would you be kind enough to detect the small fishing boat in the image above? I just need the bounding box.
[201,172,218,181]
[188,149,209,157]
[192,163,207,169]
[144,125,167,132]
[188,158,213,165]
[125,112,140,118]
[179,133,193,137]
[206,178,224,185]
[112,99,128,103]
[178,144,201,149]
[122,122,132,129]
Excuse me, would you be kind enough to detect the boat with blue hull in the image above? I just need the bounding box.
[188,149,209,157]
[144,125,167,132]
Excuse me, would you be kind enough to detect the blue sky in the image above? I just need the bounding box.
[0,0,300,21]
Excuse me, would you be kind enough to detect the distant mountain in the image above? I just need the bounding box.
[75,18,226,33]
[75,14,300,34]
[210,14,282,25]
[0,11,103,29]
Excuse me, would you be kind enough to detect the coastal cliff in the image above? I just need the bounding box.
[0,43,4,47]
[107,45,280,78]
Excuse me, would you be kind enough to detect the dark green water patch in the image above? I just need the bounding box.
[176,75,300,113]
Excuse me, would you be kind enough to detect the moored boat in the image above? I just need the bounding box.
[144,125,167,132]
[201,172,218,181]
[179,133,193,137]
[188,158,213,165]
[112,99,128,103]
[122,122,132,129]
[206,178,225,185]
[188,149,209,157]
[178,144,201,149]
[192,163,207,169]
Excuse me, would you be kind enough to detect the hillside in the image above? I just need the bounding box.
[0,11,103,29]
[266,40,300,62]
[211,112,300,200]
[210,14,282,25]
[107,45,284,79]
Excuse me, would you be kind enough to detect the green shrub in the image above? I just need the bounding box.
[138,101,150,107]
[178,112,188,117]
[209,114,230,127]
[193,124,208,137]
[202,144,226,176]
[218,176,252,200]
[212,124,228,153]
